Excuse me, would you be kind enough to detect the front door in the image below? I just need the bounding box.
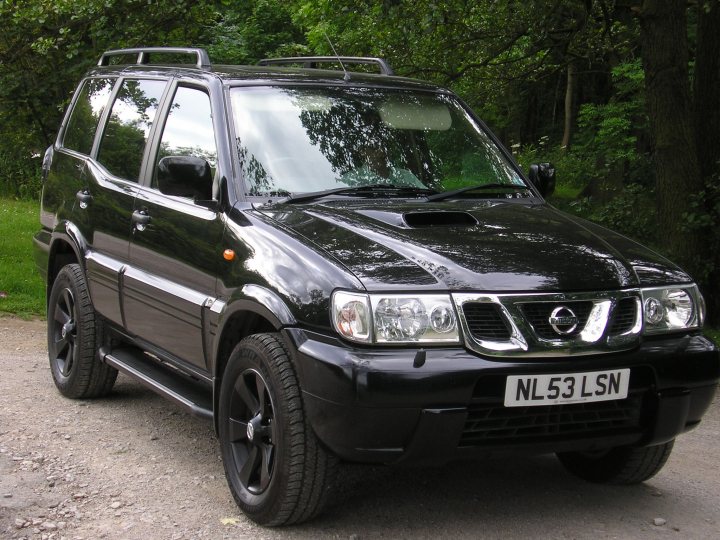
[124,84,224,371]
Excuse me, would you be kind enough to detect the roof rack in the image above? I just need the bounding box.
[98,47,211,69]
[257,56,395,76]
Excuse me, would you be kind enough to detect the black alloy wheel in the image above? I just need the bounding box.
[227,368,279,495]
[47,264,117,398]
[50,286,78,379]
[218,333,336,526]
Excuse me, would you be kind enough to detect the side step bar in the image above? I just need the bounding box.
[100,347,213,420]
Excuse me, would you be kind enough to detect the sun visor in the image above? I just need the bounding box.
[379,101,452,131]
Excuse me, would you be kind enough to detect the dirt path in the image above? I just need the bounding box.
[1,316,719,539]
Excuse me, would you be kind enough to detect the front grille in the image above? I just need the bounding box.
[519,301,594,339]
[455,290,643,357]
[459,392,644,447]
[462,303,511,340]
[609,297,638,335]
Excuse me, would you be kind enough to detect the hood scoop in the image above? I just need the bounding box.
[403,211,478,228]
[352,209,479,228]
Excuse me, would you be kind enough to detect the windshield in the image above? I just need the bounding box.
[230,86,527,197]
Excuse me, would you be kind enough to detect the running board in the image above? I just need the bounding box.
[100,347,213,420]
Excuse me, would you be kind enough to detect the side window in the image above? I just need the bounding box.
[62,78,114,155]
[153,86,217,195]
[96,79,166,182]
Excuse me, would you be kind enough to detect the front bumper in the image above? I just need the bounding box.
[285,328,719,466]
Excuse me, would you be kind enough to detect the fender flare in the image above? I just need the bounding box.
[48,220,89,275]
[211,284,297,380]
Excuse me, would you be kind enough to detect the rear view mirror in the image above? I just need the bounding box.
[157,156,213,202]
[528,162,556,197]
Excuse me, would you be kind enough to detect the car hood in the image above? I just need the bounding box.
[256,200,690,292]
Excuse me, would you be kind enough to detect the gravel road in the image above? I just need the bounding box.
[1,317,719,539]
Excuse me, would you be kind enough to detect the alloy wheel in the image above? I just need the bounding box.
[227,368,278,494]
[51,287,77,378]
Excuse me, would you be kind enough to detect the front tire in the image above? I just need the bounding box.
[218,333,335,526]
[557,440,674,484]
[47,264,117,398]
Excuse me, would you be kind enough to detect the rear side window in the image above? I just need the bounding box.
[62,78,114,155]
[97,79,166,182]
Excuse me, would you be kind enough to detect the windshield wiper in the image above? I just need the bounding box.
[278,184,438,205]
[425,182,530,202]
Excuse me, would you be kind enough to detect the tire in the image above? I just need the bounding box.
[47,264,117,398]
[218,333,336,526]
[557,440,674,484]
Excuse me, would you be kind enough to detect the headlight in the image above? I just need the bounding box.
[641,285,704,334]
[331,291,460,344]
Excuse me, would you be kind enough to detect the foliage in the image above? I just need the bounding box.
[0,198,45,318]
[682,180,720,283]
[591,184,657,243]
[207,0,307,64]
[573,60,650,185]
[514,56,655,246]
[0,0,217,199]
[0,141,42,200]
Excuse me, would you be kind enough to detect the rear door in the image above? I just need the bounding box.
[83,77,169,325]
[124,81,225,371]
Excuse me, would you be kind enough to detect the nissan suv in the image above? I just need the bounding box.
[33,47,719,526]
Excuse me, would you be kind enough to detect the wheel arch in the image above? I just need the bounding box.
[211,295,297,433]
[47,223,87,303]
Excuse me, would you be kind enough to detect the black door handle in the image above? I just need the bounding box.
[76,190,92,208]
[132,209,151,231]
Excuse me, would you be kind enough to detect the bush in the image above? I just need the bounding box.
[0,145,42,200]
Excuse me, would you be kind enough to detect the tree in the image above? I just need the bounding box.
[0,0,216,197]
[640,0,720,323]
[692,1,720,323]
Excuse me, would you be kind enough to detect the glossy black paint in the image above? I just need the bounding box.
[287,328,718,464]
[254,198,688,297]
[33,57,719,471]
[125,186,224,368]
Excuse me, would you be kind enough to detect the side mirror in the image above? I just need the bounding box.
[528,162,556,197]
[157,156,213,202]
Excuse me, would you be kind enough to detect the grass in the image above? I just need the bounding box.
[550,182,584,201]
[0,198,45,318]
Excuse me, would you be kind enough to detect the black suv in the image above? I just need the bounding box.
[34,47,719,526]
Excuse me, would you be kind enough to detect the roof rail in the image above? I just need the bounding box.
[98,47,211,69]
[257,56,395,76]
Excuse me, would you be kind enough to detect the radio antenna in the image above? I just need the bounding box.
[324,31,350,81]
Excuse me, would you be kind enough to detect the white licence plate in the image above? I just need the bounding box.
[504,369,630,407]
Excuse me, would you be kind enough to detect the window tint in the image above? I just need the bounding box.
[97,79,166,182]
[62,78,114,155]
[153,86,216,192]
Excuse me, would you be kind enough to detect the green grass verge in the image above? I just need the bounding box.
[0,198,45,318]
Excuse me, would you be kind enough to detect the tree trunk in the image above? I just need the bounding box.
[639,0,704,281]
[693,0,720,324]
[561,61,576,150]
